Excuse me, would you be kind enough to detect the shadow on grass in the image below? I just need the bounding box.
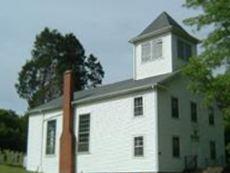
[0,164,34,173]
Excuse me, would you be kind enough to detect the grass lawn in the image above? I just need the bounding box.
[0,164,33,173]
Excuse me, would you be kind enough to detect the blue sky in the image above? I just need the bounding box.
[0,0,204,114]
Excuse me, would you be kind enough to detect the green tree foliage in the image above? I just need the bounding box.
[16,28,104,108]
[0,109,28,152]
[183,0,230,162]
[183,0,230,117]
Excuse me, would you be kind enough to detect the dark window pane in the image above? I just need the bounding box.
[177,39,184,59]
[209,107,215,125]
[171,97,179,118]
[177,39,192,60]
[134,147,143,156]
[78,143,89,152]
[191,102,197,122]
[210,141,216,160]
[172,137,180,158]
[134,97,143,116]
[134,136,144,157]
[79,133,89,142]
[185,43,192,60]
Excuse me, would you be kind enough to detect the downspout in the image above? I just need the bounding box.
[39,110,45,173]
[153,83,167,172]
[153,85,159,172]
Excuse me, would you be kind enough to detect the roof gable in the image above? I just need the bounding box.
[129,12,199,44]
[139,12,186,36]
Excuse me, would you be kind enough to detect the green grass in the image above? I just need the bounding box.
[0,165,33,173]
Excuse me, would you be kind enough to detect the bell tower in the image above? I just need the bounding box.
[129,12,200,80]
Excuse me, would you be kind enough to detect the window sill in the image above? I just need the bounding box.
[172,156,181,160]
[45,154,56,158]
[191,121,198,125]
[171,117,180,120]
[209,124,215,127]
[77,151,91,155]
[133,155,145,159]
[134,115,144,118]
[141,57,163,65]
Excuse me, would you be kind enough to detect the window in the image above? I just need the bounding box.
[210,141,216,160]
[46,120,56,155]
[172,136,180,158]
[191,102,197,122]
[208,107,215,125]
[141,39,162,63]
[78,114,90,152]
[134,136,144,157]
[184,43,192,59]
[141,42,151,62]
[177,39,192,60]
[134,97,143,116]
[171,97,179,118]
[153,40,162,60]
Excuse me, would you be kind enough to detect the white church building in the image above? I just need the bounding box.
[26,12,225,173]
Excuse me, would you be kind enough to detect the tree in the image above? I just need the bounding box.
[16,28,104,108]
[183,0,230,117]
[0,109,27,152]
[183,0,230,162]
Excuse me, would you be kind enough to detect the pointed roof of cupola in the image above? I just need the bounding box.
[129,11,200,44]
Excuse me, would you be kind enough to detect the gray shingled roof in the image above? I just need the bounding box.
[129,12,199,43]
[28,72,177,114]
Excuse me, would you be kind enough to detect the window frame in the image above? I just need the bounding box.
[152,39,163,60]
[134,96,143,117]
[45,119,56,155]
[208,107,215,126]
[171,96,179,119]
[191,101,198,123]
[141,41,151,63]
[141,39,163,63]
[177,38,192,60]
[210,140,216,160]
[172,136,180,158]
[134,136,144,157]
[78,113,91,153]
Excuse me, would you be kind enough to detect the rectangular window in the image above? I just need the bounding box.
[152,40,162,60]
[177,39,184,59]
[172,136,180,158]
[141,42,151,63]
[78,114,90,152]
[46,120,56,155]
[191,102,197,122]
[134,136,144,157]
[177,39,192,60]
[184,42,192,60]
[210,141,216,160]
[141,39,162,63]
[208,107,215,125]
[134,97,143,116]
[171,97,179,118]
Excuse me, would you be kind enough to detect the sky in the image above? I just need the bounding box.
[0,0,205,114]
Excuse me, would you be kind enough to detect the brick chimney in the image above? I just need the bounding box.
[59,70,75,173]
